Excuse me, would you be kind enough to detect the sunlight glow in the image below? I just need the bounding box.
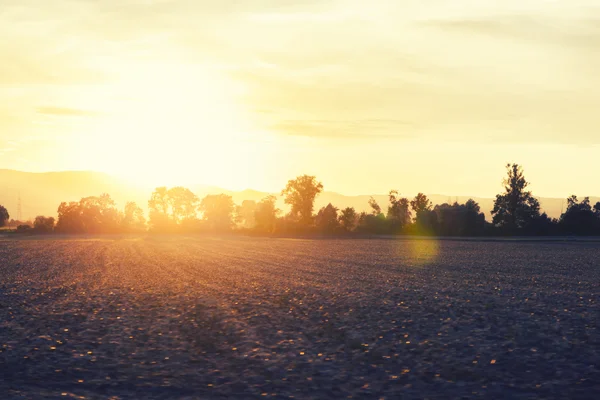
[66,61,272,188]
[406,239,440,266]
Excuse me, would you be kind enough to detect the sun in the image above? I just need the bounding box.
[66,60,274,190]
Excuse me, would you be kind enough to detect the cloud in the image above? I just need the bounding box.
[272,119,414,139]
[422,13,600,49]
[36,106,99,117]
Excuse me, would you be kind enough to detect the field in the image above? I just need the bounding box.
[0,236,598,399]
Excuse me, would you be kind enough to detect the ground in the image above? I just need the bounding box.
[0,235,599,399]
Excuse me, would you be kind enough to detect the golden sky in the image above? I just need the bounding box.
[1,0,600,197]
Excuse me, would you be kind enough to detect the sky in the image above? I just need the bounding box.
[1,0,600,197]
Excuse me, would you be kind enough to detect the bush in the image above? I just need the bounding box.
[16,225,32,234]
[33,216,55,233]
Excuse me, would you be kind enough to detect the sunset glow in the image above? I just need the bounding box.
[2,0,600,196]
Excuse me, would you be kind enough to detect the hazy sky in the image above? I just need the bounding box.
[1,0,600,197]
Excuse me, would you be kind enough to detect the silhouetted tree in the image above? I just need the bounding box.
[527,212,559,236]
[387,190,411,232]
[368,197,382,216]
[168,187,199,223]
[339,207,357,231]
[33,216,55,233]
[55,202,85,233]
[491,164,540,232]
[356,212,388,234]
[122,202,146,232]
[0,205,9,227]
[281,175,323,226]
[199,194,235,231]
[413,210,438,235]
[315,203,340,233]
[148,187,172,230]
[410,193,432,215]
[464,199,487,236]
[56,193,120,233]
[254,195,279,233]
[410,193,435,234]
[434,200,486,236]
[80,194,120,233]
[148,186,198,231]
[237,200,257,229]
[559,195,600,235]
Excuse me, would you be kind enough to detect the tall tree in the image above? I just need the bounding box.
[148,187,171,230]
[411,193,434,232]
[0,205,9,227]
[237,200,257,229]
[56,201,85,233]
[368,197,382,216]
[387,190,412,229]
[339,207,357,231]
[80,194,120,233]
[254,195,279,233]
[491,163,540,231]
[199,194,235,231]
[122,202,146,232]
[281,175,323,226]
[167,187,199,223]
[410,193,432,214]
[315,203,340,233]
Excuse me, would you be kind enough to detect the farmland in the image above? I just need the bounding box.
[0,236,598,399]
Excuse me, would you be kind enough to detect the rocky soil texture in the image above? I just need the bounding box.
[0,236,598,399]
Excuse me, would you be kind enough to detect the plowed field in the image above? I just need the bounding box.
[1,236,598,399]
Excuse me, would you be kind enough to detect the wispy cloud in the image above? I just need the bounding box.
[36,106,99,117]
[272,119,414,139]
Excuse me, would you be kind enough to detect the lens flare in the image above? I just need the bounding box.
[406,239,440,266]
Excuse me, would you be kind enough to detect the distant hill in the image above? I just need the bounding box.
[0,169,594,221]
[0,169,147,221]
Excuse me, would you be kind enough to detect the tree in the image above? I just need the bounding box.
[434,200,486,236]
[411,193,435,234]
[410,193,432,215]
[387,190,411,232]
[559,195,600,235]
[356,211,388,234]
[368,197,382,216]
[79,194,120,233]
[315,203,340,233]
[237,200,257,229]
[167,187,199,223]
[33,216,55,233]
[148,187,172,230]
[339,207,357,231]
[122,202,146,232]
[199,194,235,231]
[281,175,323,226]
[55,194,120,234]
[254,195,279,233]
[56,201,85,233]
[491,164,540,232]
[148,186,198,230]
[0,205,9,227]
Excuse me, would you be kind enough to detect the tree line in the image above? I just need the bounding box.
[2,163,600,236]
